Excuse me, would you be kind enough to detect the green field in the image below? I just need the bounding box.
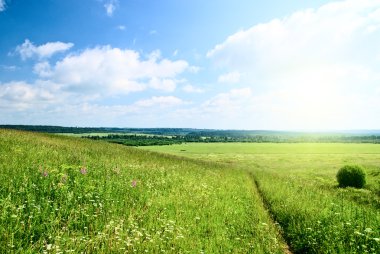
[1,130,380,253]
[143,143,380,253]
[0,130,286,253]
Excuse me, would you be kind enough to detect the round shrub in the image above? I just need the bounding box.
[336,165,366,188]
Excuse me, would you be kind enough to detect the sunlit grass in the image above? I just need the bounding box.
[0,130,285,253]
[143,142,380,253]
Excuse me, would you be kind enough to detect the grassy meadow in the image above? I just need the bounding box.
[0,129,286,253]
[1,129,380,253]
[143,143,380,253]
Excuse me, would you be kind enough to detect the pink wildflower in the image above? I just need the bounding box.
[131,180,137,187]
[80,167,87,175]
[42,170,48,177]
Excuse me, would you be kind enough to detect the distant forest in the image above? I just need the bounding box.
[0,125,196,135]
[2,125,380,146]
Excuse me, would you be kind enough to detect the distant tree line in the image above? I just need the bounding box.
[84,133,380,146]
[2,125,380,146]
[0,125,197,135]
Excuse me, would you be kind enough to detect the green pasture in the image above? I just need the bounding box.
[1,129,379,253]
[0,130,285,253]
[143,143,380,253]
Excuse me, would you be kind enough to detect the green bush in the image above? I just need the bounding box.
[336,165,366,188]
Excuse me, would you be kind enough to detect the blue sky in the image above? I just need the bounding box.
[1,0,380,130]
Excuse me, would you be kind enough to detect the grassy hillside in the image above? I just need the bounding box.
[0,130,286,253]
[143,143,380,253]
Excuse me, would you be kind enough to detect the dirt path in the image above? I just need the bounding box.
[248,172,293,254]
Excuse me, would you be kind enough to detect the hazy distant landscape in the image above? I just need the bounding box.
[3,125,380,145]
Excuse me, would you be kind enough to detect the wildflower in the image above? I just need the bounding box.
[42,170,48,177]
[131,180,137,187]
[80,167,87,175]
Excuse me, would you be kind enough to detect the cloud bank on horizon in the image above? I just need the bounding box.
[0,0,380,130]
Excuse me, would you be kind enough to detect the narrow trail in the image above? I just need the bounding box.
[248,172,293,254]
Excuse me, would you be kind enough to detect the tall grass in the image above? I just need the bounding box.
[144,143,380,253]
[252,169,380,253]
[0,130,284,253]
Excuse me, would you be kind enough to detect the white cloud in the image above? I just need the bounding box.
[16,39,74,60]
[0,74,188,126]
[0,79,186,126]
[0,0,5,12]
[104,0,118,17]
[33,61,52,77]
[148,77,177,92]
[182,84,204,93]
[217,71,241,83]
[117,25,126,30]
[39,46,189,95]
[1,43,192,126]
[134,96,183,108]
[0,81,57,111]
[207,0,380,129]
[208,0,380,77]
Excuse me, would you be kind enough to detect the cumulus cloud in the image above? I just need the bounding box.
[148,77,177,92]
[104,0,118,17]
[37,46,189,95]
[0,81,58,111]
[33,61,52,77]
[207,0,380,129]
[0,79,186,126]
[2,36,198,125]
[218,71,241,83]
[16,39,74,60]
[2,41,193,126]
[208,0,380,80]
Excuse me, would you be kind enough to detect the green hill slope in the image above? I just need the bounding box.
[144,143,380,253]
[0,129,285,253]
